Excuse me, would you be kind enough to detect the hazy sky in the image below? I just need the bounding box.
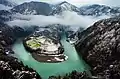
[10,0,120,6]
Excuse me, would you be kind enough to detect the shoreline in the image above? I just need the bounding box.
[23,36,68,63]
[12,34,90,78]
[31,53,68,63]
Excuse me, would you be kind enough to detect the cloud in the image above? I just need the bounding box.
[7,11,110,31]
[0,4,12,10]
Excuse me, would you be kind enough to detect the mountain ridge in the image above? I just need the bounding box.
[75,16,120,78]
[0,0,17,7]
[11,1,52,15]
[7,1,120,17]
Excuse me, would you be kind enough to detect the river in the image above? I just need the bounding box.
[12,35,90,79]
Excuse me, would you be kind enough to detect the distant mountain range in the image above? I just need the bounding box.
[0,1,120,23]
[79,4,120,16]
[10,1,80,15]
[50,1,80,15]
[11,1,52,15]
[9,1,120,16]
[0,0,16,7]
[0,1,120,16]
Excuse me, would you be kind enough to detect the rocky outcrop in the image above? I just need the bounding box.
[23,25,67,63]
[0,10,13,22]
[0,56,41,79]
[75,16,120,78]
[0,22,15,45]
[0,22,41,79]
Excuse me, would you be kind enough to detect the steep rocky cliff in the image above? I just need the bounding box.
[75,16,120,78]
[0,22,41,79]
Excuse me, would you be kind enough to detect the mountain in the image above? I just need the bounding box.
[9,1,120,17]
[75,16,120,78]
[0,10,13,22]
[0,0,16,7]
[11,1,53,15]
[50,1,80,15]
[51,3,120,16]
[11,1,80,15]
[79,4,120,16]
[0,4,11,10]
[0,21,42,79]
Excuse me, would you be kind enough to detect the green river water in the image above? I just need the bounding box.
[12,36,90,79]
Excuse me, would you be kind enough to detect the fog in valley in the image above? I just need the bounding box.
[7,11,110,31]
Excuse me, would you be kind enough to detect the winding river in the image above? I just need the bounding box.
[12,35,90,79]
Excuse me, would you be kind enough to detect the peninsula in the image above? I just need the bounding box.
[23,28,68,63]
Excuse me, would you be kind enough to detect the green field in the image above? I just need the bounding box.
[26,38,41,49]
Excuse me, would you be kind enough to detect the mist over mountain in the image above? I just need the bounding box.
[79,4,120,16]
[0,4,11,10]
[1,0,120,79]
[11,1,52,15]
[1,1,118,32]
[0,1,119,37]
[0,0,16,7]
[5,1,120,17]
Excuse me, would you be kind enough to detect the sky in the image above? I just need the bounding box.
[10,0,120,7]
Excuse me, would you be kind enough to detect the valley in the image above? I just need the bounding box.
[0,0,120,79]
[12,34,90,79]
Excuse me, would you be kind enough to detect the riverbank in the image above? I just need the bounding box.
[75,17,120,78]
[0,22,42,79]
[12,35,90,79]
[31,53,67,63]
[23,30,68,63]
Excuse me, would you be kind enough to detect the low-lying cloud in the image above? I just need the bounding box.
[0,4,12,10]
[7,11,110,30]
